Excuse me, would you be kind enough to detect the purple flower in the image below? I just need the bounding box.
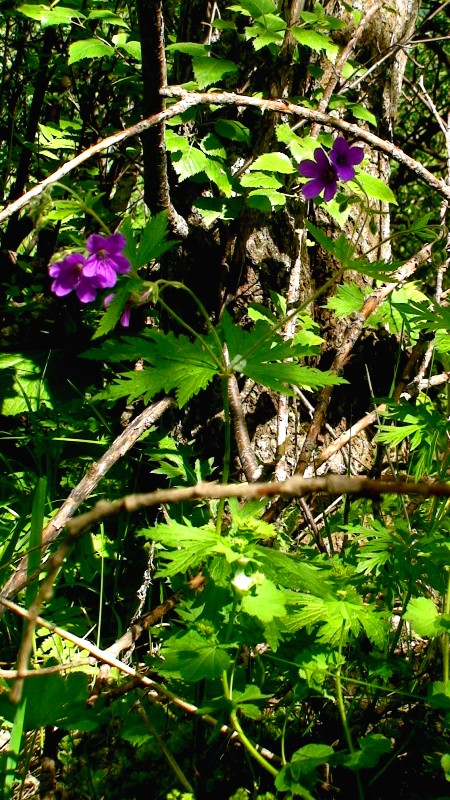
[83,233,131,290]
[329,137,364,182]
[298,148,339,201]
[49,253,98,303]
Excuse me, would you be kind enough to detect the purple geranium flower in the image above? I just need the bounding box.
[49,253,98,303]
[298,148,339,201]
[83,233,131,290]
[329,137,364,182]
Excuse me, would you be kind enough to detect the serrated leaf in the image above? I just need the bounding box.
[192,56,238,89]
[68,39,115,65]
[87,10,129,28]
[244,362,346,392]
[18,4,85,26]
[249,152,296,173]
[214,119,251,144]
[326,283,366,316]
[240,172,283,189]
[157,631,230,681]
[404,597,444,637]
[338,735,390,771]
[117,40,141,60]
[291,28,339,61]
[166,42,209,56]
[0,354,52,415]
[204,157,234,196]
[239,0,277,15]
[242,579,288,622]
[350,104,377,125]
[352,172,397,204]
[247,190,286,211]
[171,146,208,181]
[134,211,177,267]
[194,196,243,224]
[92,283,132,340]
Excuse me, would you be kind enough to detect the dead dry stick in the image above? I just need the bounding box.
[0,397,174,612]
[0,595,278,764]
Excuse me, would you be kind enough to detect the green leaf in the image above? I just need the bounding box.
[92,282,132,340]
[247,190,286,211]
[0,354,52,415]
[194,196,244,225]
[238,0,278,15]
[87,10,129,28]
[326,283,366,316]
[151,521,225,576]
[214,119,251,144]
[134,211,177,267]
[242,578,288,622]
[68,39,115,65]
[18,4,85,26]
[166,42,209,57]
[240,172,283,189]
[352,172,397,204]
[0,672,96,731]
[404,597,444,637]
[192,57,239,89]
[156,630,231,681]
[117,40,141,60]
[338,735,391,771]
[291,28,339,61]
[349,104,377,125]
[249,152,296,173]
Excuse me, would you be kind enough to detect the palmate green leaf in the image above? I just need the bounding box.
[404,597,444,638]
[68,39,115,64]
[220,311,346,393]
[156,630,231,681]
[241,578,288,622]
[0,354,52,415]
[192,56,238,89]
[337,735,391,771]
[244,362,346,393]
[134,210,178,267]
[287,591,387,647]
[151,522,222,576]
[92,329,220,407]
[253,547,328,597]
[326,283,366,316]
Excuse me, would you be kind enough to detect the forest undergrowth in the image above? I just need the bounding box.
[0,1,449,798]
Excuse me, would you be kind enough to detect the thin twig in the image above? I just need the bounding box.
[0,398,174,611]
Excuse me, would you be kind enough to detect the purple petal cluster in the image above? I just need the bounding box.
[48,233,130,304]
[298,137,364,201]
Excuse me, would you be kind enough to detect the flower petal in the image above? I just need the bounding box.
[302,178,326,199]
